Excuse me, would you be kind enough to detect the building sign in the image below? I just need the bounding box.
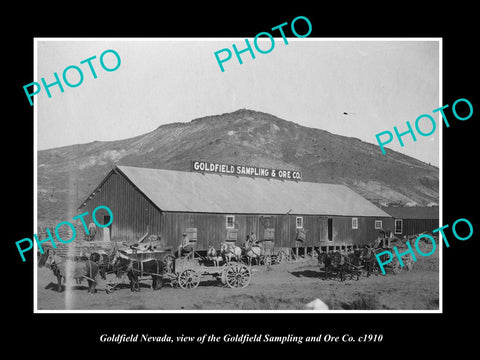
[191,160,302,181]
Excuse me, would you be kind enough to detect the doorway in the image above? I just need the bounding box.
[327,218,333,242]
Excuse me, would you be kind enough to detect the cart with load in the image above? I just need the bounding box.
[372,234,415,274]
[164,256,251,289]
[162,227,251,289]
[109,246,172,291]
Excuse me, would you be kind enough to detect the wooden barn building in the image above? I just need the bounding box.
[380,206,439,237]
[78,165,392,253]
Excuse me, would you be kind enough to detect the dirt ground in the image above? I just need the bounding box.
[36,253,439,311]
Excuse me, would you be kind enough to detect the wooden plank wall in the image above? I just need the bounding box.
[399,219,439,236]
[79,171,163,243]
[79,170,395,250]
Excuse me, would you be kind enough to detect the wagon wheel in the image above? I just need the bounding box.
[164,273,179,288]
[178,269,200,289]
[352,267,361,281]
[277,250,291,263]
[405,258,414,271]
[391,261,402,274]
[262,255,272,266]
[167,274,180,289]
[360,265,369,277]
[224,263,251,289]
[105,282,115,293]
[402,254,414,271]
[238,255,248,265]
[163,254,176,274]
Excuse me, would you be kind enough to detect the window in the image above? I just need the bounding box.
[395,219,403,234]
[296,216,303,229]
[375,220,383,229]
[226,215,235,229]
[352,217,358,229]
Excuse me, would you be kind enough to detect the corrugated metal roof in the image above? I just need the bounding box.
[381,206,439,220]
[115,165,391,217]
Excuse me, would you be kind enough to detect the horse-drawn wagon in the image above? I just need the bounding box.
[100,228,253,291]
[163,256,251,289]
[371,234,415,274]
[161,228,251,289]
[243,227,289,265]
[318,250,363,281]
[110,246,171,291]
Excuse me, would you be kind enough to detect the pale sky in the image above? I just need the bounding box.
[36,38,440,166]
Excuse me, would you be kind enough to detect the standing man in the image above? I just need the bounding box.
[87,221,97,241]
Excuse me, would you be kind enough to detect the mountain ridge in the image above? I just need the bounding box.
[37,109,439,224]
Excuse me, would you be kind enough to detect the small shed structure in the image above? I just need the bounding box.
[381,206,439,237]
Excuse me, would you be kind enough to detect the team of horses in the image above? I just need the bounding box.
[38,248,165,294]
[317,246,381,281]
[216,240,264,266]
[37,241,385,294]
[38,249,107,294]
[38,238,272,294]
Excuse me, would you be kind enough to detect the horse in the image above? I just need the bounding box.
[243,244,262,266]
[109,250,138,292]
[220,242,242,263]
[110,249,165,292]
[319,251,350,281]
[317,252,328,267]
[359,246,380,276]
[206,245,222,266]
[240,236,263,266]
[42,249,100,293]
[89,251,109,281]
[345,250,363,280]
[163,254,176,274]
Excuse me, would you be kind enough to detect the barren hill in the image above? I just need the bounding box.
[37,109,439,224]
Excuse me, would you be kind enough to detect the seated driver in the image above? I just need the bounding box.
[250,232,258,243]
[177,232,193,258]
